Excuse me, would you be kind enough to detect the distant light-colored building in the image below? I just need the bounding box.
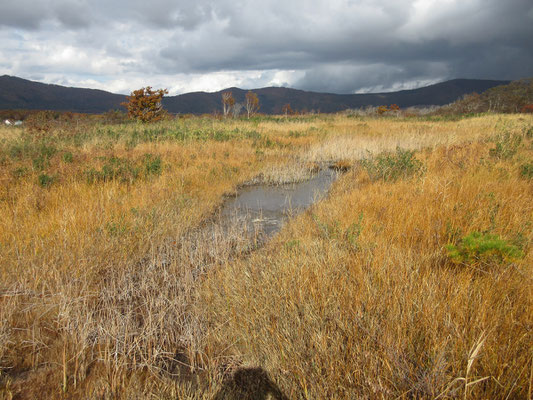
[14,120,22,126]
[4,119,12,125]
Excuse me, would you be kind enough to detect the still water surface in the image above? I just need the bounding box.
[220,168,338,239]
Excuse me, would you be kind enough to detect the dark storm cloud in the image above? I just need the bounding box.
[1,0,532,94]
[155,0,533,92]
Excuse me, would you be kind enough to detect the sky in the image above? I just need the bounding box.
[1,0,532,96]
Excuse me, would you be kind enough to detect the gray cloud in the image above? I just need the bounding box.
[0,0,51,30]
[55,1,92,29]
[1,0,532,94]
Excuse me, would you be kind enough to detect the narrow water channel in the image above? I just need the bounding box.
[220,168,339,240]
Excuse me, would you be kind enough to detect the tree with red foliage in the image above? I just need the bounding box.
[122,87,168,123]
[521,104,533,113]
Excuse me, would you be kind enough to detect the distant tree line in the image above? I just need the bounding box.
[120,88,263,122]
[440,78,533,114]
[4,79,532,125]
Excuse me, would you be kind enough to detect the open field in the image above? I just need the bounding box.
[0,113,532,399]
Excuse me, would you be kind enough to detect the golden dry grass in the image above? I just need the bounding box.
[0,113,532,399]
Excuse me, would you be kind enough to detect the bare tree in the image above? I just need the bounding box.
[232,102,243,118]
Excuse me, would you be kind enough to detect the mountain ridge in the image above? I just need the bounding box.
[0,75,510,114]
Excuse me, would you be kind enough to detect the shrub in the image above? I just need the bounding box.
[376,104,400,116]
[25,110,59,134]
[446,232,523,269]
[520,104,533,113]
[360,147,424,181]
[377,105,389,115]
[122,87,169,123]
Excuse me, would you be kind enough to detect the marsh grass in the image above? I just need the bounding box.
[204,130,532,399]
[255,162,319,185]
[0,114,532,398]
[360,146,424,181]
